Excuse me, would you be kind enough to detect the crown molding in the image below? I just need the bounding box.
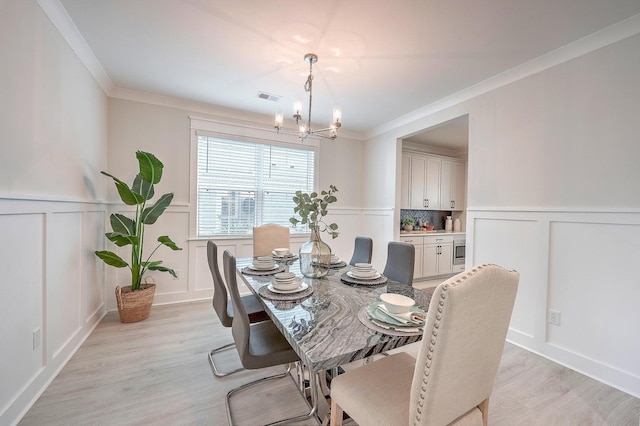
[367,13,640,139]
[37,0,114,94]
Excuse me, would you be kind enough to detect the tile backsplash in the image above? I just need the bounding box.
[400,210,451,230]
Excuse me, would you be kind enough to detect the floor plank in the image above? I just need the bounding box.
[19,300,640,425]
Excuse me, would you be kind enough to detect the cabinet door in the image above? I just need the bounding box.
[400,154,411,209]
[422,243,439,277]
[440,159,453,210]
[438,243,453,275]
[424,157,441,210]
[410,156,427,209]
[451,161,466,211]
[401,237,423,279]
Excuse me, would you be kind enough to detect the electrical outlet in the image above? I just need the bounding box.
[548,310,561,326]
[33,328,41,350]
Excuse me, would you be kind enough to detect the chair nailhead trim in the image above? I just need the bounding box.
[412,264,495,426]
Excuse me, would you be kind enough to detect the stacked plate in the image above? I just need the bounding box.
[269,272,306,293]
[251,256,277,271]
[330,254,341,264]
[364,294,426,332]
[347,263,380,280]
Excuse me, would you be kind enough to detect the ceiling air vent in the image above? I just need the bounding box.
[257,92,282,102]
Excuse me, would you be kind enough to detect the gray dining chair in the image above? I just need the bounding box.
[223,250,310,425]
[330,264,520,426]
[382,241,415,286]
[207,241,269,377]
[349,236,373,266]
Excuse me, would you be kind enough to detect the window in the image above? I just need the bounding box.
[197,135,316,236]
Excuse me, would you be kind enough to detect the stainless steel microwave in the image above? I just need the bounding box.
[453,239,465,265]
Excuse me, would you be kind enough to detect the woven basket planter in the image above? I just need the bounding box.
[115,283,156,323]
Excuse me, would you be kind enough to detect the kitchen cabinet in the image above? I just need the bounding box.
[409,156,440,209]
[422,235,453,277]
[440,159,466,211]
[400,235,423,279]
[401,152,464,211]
[401,154,411,209]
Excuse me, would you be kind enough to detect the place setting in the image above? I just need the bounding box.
[258,272,314,301]
[340,263,388,286]
[329,253,347,269]
[358,293,427,336]
[271,247,298,261]
[241,256,284,276]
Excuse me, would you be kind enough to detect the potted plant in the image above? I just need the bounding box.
[290,185,339,278]
[95,151,182,323]
[402,217,415,231]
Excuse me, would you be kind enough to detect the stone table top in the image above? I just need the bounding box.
[237,257,432,373]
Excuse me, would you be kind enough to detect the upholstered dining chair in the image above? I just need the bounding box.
[207,241,269,377]
[223,250,309,425]
[253,223,290,257]
[330,264,519,426]
[382,241,415,286]
[349,236,373,266]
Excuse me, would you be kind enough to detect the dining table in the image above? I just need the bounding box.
[236,255,433,423]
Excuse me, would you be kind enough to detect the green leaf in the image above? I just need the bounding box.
[95,251,128,268]
[147,264,178,278]
[105,232,139,247]
[110,213,134,235]
[329,223,338,230]
[132,174,154,201]
[141,193,174,225]
[142,260,162,268]
[137,151,164,184]
[101,171,144,205]
[158,235,182,250]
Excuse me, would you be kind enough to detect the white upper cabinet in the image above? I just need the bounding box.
[401,154,411,209]
[401,152,465,211]
[441,159,466,211]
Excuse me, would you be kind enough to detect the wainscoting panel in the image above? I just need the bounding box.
[48,211,84,360]
[467,208,640,398]
[547,220,640,379]
[472,217,540,338]
[0,213,45,419]
[0,198,108,426]
[83,211,106,324]
[362,209,395,270]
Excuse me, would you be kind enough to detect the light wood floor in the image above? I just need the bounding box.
[20,299,640,426]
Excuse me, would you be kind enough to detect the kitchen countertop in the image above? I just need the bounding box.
[400,230,465,235]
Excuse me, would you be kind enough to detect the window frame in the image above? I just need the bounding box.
[189,116,320,239]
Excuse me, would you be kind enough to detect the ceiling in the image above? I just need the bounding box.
[58,0,640,141]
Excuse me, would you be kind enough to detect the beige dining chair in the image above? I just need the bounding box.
[253,223,290,257]
[349,236,373,266]
[330,264,519,426]
[223,250,311,425]
[207,241,269,377]
[382,241,415,286]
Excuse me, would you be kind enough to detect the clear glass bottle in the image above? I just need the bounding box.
[299,226,331,278]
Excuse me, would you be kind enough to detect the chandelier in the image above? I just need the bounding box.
[274,53,342,142]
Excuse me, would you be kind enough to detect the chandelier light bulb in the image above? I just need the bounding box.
[274,53,342,142]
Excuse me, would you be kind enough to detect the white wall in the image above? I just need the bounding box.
[0,2,108,425]
[105,98,366,308]
[362,31,640,397]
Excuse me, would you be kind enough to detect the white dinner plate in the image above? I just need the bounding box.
[267,281,308,294]
[347,271,381,280]
[251,264,278,271]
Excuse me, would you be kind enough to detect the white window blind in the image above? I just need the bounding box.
[197,135,316,236]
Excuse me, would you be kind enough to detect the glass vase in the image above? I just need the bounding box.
[299,226,332,278]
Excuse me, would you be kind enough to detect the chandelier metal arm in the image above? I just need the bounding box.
[274,53,341,142]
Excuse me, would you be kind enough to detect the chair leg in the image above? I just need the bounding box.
[479,398,489,426]
[330,399,344,426]
[226,364,304,426]
[208,342,245,377]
